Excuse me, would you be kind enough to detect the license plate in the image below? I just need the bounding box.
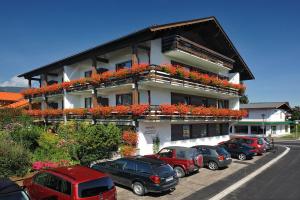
[166,176,174,182]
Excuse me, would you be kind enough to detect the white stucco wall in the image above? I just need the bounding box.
[150,38,170,65]
[243,109,286,122]
[138,121,230,155]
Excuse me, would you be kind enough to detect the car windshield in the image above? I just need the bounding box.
[216,147,229,155]
[78,177,114,198]
[155,164,173,176]
[0,191,30,200]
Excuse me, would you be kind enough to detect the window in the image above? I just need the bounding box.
[84,71,92,78]
[116,93,132,105]
[85,97,92,108]
[218,100,229,109]
[285,125,289,133]
[200,147,211,155]
[158,148,173,158]
[112,159,127,170]
[124,160,136,171]
[78,177,114,198]
[97,97,109,106]
[171,93,189,105]
[251,126,264,134]
[207,98,217,107]
[235,125,248,134]
[33,173,71,195]
[190,96,207,107]
[116,60,132,71]
[136,162,152,174]
[191,124,208,138]
[48,102,59,109]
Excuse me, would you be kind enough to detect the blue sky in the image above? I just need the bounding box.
[0,0,299,106]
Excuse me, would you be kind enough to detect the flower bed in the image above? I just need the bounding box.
[22,64,246,97]
[24,104,248,119]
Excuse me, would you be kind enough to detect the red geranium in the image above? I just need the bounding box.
[159,104,177,115]
[113,105,130,115]
[176,104,190,115]
[131,104,149,116]
[122,130,138,145]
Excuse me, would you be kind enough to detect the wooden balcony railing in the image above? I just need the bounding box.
[162,35,235,69]
[23,65,245,100]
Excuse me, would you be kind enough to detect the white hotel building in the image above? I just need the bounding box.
[19,17,254,155]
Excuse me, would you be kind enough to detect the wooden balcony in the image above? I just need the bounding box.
[162,35,235,69]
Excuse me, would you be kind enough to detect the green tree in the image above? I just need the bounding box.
[291,106,300,121]
[240,94,249,104]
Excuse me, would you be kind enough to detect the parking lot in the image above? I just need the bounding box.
[116,153,269,200]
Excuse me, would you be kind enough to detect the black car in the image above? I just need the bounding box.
[192,145,232,170]
[218,142,256,160]
[91,157,178,196]
[0,178,31,200]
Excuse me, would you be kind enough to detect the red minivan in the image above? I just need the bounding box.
[224,136,266,155]
[145,146,203,178]
[23,165,116,200]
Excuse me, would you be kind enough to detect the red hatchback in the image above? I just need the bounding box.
[224,136,266,155]
[145,146,203,178]
[23,165,116,200]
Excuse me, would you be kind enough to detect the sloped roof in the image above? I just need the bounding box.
[0,92,23,101]
[18,16,254,80]
[240,102,291,112]
[4,99,28,108]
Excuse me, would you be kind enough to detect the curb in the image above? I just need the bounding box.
[208,145,290,200]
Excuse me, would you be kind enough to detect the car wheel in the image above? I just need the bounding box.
[174,166,185,178]
[208,161,219,170]
[238,153,246,160]
[132,182,145,196]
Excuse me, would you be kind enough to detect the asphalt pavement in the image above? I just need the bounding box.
[223,140,300,200]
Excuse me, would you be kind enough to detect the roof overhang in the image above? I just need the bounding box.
[18,16,254,81]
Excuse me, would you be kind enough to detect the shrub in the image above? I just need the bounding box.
[58,122,122,165]
[0,132,31,178]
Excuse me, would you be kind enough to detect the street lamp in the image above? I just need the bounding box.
[262,114,266,136]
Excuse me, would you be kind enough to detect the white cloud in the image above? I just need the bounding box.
[0,76,28,87]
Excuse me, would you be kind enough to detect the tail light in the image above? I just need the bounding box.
[218,155,225,161]
[150,175,161,184]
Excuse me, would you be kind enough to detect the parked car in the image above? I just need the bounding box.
[218,142,256,160]
[145,146,203,178]
[0,178,31,200]
[91,156,178,196]
[23,165,116,200]
[192,145,232,170]
[222,136,266,155]
[261,136,274,151]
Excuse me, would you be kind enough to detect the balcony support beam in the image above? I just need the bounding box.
[132,82,139,104]
[131,44,139,65]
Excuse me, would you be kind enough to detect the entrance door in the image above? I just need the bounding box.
[271,126,277,135]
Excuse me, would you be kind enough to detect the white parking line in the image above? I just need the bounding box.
[209,146,290,200]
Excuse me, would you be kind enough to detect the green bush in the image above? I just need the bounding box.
[0,132,32,178]
[33,132,73,163]
[0,108,32,130]
[58,122,122,165]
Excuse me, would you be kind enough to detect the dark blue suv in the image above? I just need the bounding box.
[91,156,178,196]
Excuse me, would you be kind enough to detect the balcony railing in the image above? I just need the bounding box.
[162,35,235,69]
[24,104,248,123]
[22,64,245,99]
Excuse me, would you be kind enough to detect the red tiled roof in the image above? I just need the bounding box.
[5,99,28,108]
[0,92,23,101]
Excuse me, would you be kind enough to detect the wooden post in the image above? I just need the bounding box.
[131,45,139,65]
[28,78,32,110]
[91,57,99,107]
[132,83,139,105]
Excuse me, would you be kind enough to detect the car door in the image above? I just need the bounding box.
[42,173,72,200]
[30,172,50,200]
[122,160,137,187]
[158,148,174,166]
[109,159,128,186]
[228,143,239,157]
[200,147,210,164]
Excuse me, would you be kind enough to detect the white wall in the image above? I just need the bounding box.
[150,38,170,65]
[228,72,240,84]
[150,88,171,105]
[138,121,230,155]
[243,109,287,122]
[229,97,240,110]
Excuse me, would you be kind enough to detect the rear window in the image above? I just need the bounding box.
[154,164,173,176]
[257,138,264,145]
[216,147,228,155]
[78,177,114,198]
[136,162,152,174]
